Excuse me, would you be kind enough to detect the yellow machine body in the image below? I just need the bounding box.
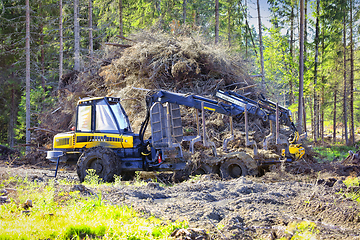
[47,96,137,163]
[52,132,134,150]
[282,143,305,161]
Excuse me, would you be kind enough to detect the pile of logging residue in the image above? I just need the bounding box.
[32,29,299,165]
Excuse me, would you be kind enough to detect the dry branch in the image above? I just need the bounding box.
[235,84,257,91]
[116,35,136,42]
[29,127,59,134]
[105,42,132,48]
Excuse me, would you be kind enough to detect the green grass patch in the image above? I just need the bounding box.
[0,176,187,239]
[340,176,360,203]
[313,145,356,162]
[278,221,319,240]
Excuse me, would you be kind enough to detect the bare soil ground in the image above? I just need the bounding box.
[1,159,360,240]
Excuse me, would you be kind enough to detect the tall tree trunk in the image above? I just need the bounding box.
[321,18,325,144]
[40,23,45,90]
[192,0,196,25]
[74,0,80,71]
[333,89,337,143]
[320,84,325,144]
[309,95,313,138]
[119,0,123,36]
[349,0,355,145]
[343,13,348,145]
[40,2,45,90]
[304,0,307,61]
[245,0,248,57]
[313,0,320,142]
[59,0,63,88]
[297,0,304,133]
[89,0,93,57]
[26,0,31,153]
[227,0,231,47]
[183,0,186,24]
[157,0,163,28]
[257,0,265,87]
[215,0,219,44]
[8,85,18,148]
[289,4,294,105]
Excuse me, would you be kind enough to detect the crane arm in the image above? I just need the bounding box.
[215,90,299,143]
[144,89,300,144]
[145,90,243,116]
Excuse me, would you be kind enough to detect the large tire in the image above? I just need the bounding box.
[121,171,136,181]
[220,158,248,179]
[77,147,119,182]
[192,163,213,176]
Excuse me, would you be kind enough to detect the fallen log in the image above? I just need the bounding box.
[116,35,136,42]
[342,150,360,165]
[0,145,16,156]
[105,42,132,48]
[28,127,59,134]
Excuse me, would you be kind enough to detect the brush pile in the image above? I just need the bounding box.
[32,29,294,164]
[39,29,257,138]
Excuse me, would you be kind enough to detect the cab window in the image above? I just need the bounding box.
[109,102,131,132]
[77,105,92,132]
[95,100,119,133]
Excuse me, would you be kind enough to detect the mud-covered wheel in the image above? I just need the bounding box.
[121,171,135,181]
[192,163,213,175]
[220,158,248,179]
[77,147,119,182]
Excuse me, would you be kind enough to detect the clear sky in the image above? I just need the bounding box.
[247,0,272,29]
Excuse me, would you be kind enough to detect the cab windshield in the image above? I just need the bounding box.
[95,100,131,133]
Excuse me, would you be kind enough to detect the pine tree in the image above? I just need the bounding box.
[59,0,63,88]
[26,0,31,153]
[74,0,80,71]
[257,0,265,87]
[297,0,304,133]
[215,0,219,44]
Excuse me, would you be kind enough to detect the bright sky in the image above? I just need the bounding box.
[247,0,272,29]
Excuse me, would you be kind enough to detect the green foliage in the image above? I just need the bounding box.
[64,224,106,239]
[262,26,298,105]
[188,174,202,182]
[313,145,356,162]
[278,220,319,240]
[0,175,188,239]
[114,174,122,186]
[84,169,104,186]
[344,176,360,187]
[338,176,360,203]
[16,85,56,142]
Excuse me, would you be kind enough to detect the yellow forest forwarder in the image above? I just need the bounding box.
[46,89,305,182]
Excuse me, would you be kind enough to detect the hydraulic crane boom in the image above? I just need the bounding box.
[146,89,299,142]
[146,90,243,116]
[215,90,299,143]
[144,89,304,160]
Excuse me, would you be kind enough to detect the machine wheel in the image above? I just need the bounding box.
[192,163,213,176]
[77,147,119,182]
[121,171,136,181]
[220,158,248,179]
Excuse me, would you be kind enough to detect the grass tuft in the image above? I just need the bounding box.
[341,176,360,203]
[64,224,106,239]
[278,220,319,240]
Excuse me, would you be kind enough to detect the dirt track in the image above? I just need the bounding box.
[1,162,360,239]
